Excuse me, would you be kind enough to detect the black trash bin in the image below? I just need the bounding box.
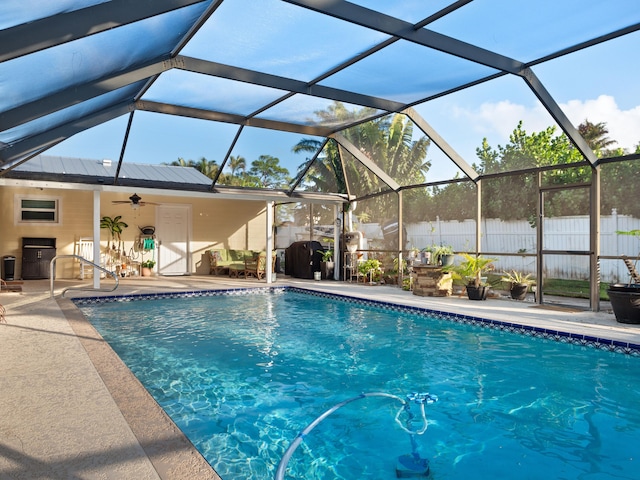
[2,256,16,281]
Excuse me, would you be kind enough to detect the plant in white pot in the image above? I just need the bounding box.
[320,249,334,280]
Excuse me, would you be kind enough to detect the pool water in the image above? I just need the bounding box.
[78,289,640,479]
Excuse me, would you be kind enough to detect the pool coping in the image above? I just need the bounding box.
[58,296,221,480]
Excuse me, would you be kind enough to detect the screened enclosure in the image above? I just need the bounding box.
[1,0,640,310]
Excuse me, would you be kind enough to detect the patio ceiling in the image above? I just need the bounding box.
[1,0,639,199]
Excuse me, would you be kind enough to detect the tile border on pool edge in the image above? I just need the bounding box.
[71,286,640,356]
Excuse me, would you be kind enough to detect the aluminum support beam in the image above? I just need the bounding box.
[521,68,598,165]
[590,166,601,311]
[0,102,134,166]
[177,56,406,113]
[404,107,479,182]
[1,60,173,131]
[0,0,207,63]
[331,133,401,191]
[284,0,525,74]
[136,100,335,137]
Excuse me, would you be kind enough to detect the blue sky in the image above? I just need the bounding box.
[46,3,640,183]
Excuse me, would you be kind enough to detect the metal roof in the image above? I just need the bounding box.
[12,155,211,184]
[1,0,639,198]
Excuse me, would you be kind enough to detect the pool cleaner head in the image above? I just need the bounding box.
[395,392,437,478]
[396,453,430,478]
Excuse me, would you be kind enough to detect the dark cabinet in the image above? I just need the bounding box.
[22,238,56,279]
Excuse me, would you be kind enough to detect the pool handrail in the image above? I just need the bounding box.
[50,254,119,298]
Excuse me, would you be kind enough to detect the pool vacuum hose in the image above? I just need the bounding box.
[274,391,438,480]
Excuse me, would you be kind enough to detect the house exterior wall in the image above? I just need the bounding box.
[0,185,267,280]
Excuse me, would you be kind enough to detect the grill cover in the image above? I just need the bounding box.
[285,241,324,279]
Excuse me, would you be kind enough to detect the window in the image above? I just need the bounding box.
[16,195,60,224]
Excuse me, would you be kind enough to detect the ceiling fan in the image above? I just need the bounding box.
[112,193,159,210]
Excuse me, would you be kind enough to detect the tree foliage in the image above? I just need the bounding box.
[426,119,640,222]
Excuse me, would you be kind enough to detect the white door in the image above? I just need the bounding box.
[156,204,190,276]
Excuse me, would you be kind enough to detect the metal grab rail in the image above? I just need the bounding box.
[50,255,119,298]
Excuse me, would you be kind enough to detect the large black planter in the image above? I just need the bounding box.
[466,285,489,301]
[608,284,640,324]
[510,283,529,300]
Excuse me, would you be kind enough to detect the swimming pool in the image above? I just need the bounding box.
[76,288,640,479]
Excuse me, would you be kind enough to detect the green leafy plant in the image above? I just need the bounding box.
[141,259,156,269]
[431,244,454,265]
[321,249,334,262]
[447,253,496,287]
[500,270,534,286]
[392,256,408,275]
[358,258,382,282]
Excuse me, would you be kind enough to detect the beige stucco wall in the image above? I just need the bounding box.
[0,186,267,280]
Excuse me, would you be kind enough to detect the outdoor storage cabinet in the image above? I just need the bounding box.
[22,238,56,279]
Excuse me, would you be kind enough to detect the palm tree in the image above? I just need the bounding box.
[293,104,431,223]
[168,157,193,167]
[578,119,617,157]
[195,157,219,179]
[229,155,246,177]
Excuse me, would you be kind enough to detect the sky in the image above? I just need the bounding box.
[44,1,640,184]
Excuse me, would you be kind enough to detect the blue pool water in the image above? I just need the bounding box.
[77,289,640,479]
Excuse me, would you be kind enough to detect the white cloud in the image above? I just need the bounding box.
[453,95,640,153]
[561,95,640,151]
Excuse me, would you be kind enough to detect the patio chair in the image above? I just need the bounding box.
[622,255,640,284]
[244,252,276,280]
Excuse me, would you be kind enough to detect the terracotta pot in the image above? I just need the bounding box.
[141,267,153,277]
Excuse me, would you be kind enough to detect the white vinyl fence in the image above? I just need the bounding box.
[277,212,640,283]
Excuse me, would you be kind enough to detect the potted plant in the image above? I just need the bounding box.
[500,270,534,300]
[141,259,156,277]
[608,229,640,323]
[432,244,455,267]
[320,249,334,280]
[408,247,421,264]
[358,258,383,284]
[447,253,496,300]
[383,256,408,285]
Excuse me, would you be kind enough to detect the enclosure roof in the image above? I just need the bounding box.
[1,1,639,198]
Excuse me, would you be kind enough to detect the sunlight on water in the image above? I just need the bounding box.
[80,290,640,480]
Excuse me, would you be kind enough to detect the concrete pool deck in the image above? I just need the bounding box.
[1,275,638,479]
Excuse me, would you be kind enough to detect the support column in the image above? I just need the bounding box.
[476,180,482,254]
[334,204,340,280]
[398,190,404,286]
[590,166,601,311]
[93,190,101,289]
[266,201,274,284]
